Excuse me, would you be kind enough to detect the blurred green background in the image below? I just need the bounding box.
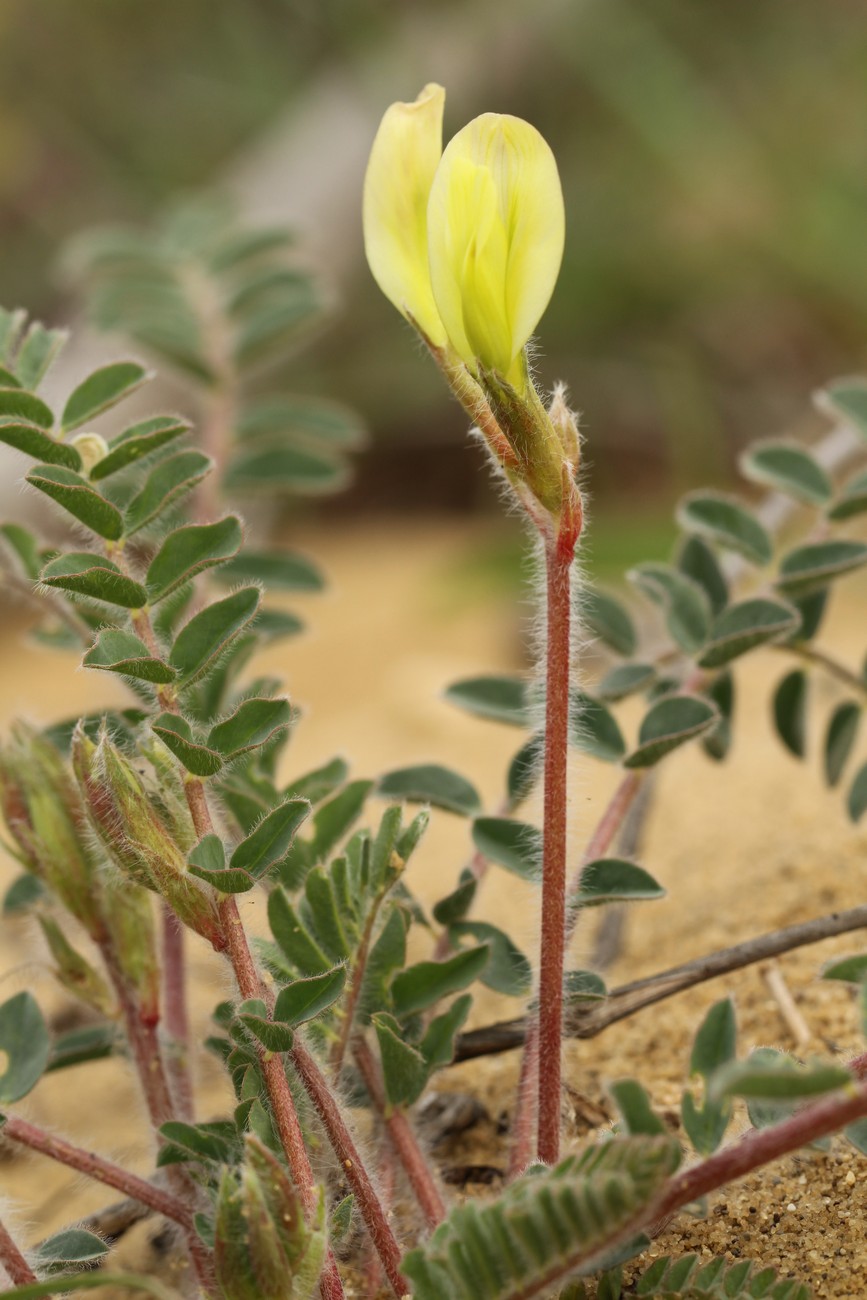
[2,0,866,536]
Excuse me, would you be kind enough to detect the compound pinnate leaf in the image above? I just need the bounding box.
[698,598,800,669]
[402,1137,680,1300]
[61,361,149,432]
[90,414,191,480]
[625,696,719,769]
[84,629,176,684]
[0,991,51,1102]
[378,764,481,816]
[676,491,772,566]
[146,516,242,602]
[444,674,528,726]
[27,464,124,540]
[634,1253,811,1300]
[40,552,147,608]
[740,440,832,506]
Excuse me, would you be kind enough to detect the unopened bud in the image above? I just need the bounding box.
[70,432,109,475]
[37,914,115,1017]
[214,1136,325,1300]
[100,883,160,1023]
[0,725,102,937]
[547,383,581,471]
[481,368,567,518]
[72,725,222,949]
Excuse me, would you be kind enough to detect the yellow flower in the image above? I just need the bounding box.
[427,112,564,390]
[362,83,447,348]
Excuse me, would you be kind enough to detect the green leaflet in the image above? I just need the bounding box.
[402,1136,680,1300]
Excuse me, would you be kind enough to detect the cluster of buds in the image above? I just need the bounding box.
[71,725,224,951]
[363,84,581,541]
[214,1136,326,1300]
[0,723,104,938]
[0,723,160,1017]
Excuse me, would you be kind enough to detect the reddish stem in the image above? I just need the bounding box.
[161,903,194,1121]
[1,1114,193,1228]
[510,769,645,1177]
[0,1214,36,1287]
[291,1039,409,1297]
[218,896,318,1214]
[354,1035,446,1229]
[536,533,575,1165]
[99,934,214,1293]
[651,1068,867,1231]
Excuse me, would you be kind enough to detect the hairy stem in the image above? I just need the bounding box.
[290,1039,409,1297]
[1,1115,193,1228]
[353,1035,446,1230]
[161,904,194,1122]
[0,1214,36,1287]
[536,532,575,1165]
[216,893,348,1300]
[510,771,643,1174]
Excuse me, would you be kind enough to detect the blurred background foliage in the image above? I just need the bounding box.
[1,0,866,536]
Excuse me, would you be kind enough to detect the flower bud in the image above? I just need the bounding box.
[100,882,161,1024]
[72,725,223,950]
[37,914,115,1017]
[214,1136,325,1300]
[547,383,581,472]
[70,432,109,475]
[0,725,102,937]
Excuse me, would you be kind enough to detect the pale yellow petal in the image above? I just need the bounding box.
[427,112,564,380]
[362,84,447,346]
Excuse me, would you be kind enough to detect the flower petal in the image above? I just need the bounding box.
[427,112,564,382]
[362,84,447,346]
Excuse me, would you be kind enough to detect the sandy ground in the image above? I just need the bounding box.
[1,518,867,1298]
